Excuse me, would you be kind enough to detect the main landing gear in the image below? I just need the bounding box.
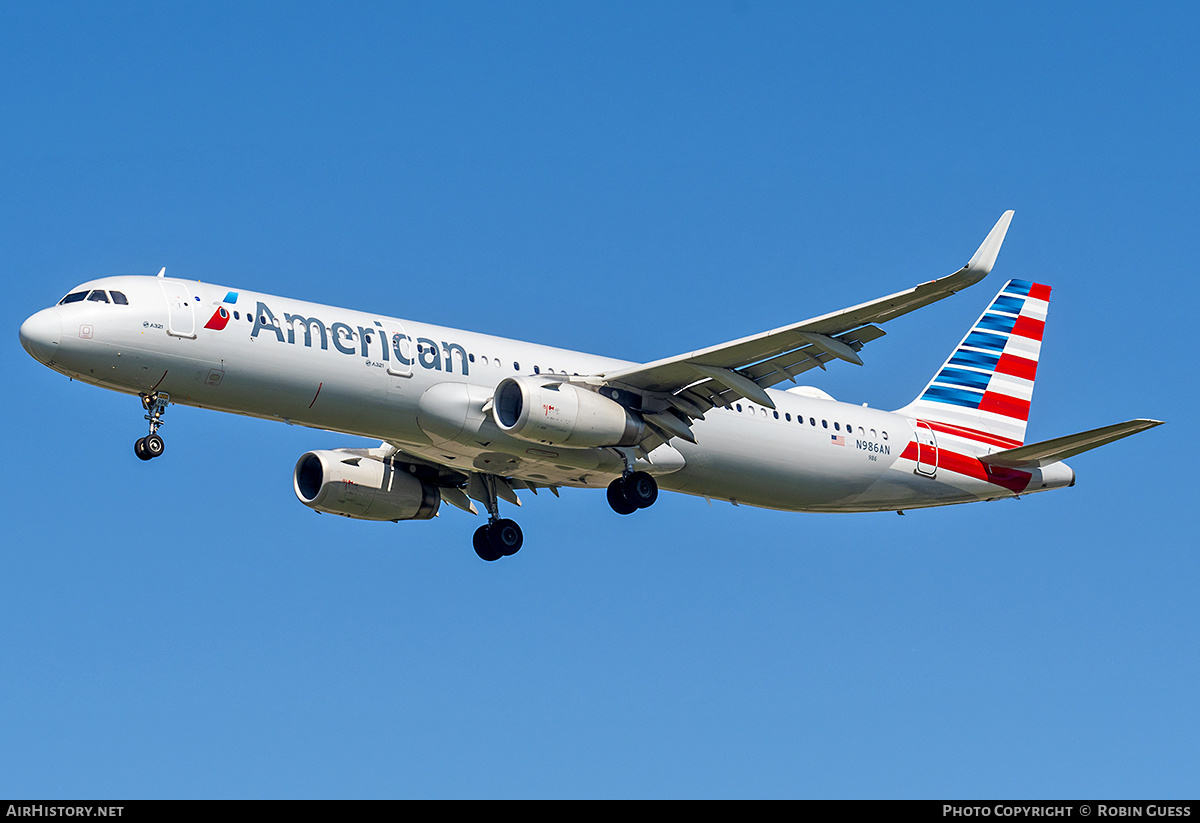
[473,518,523,563]
[607,470,658,515]
[134,392,169,461]
[472,474,524,562]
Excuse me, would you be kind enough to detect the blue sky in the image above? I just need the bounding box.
[2,2,1196,799]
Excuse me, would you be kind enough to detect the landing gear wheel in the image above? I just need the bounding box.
[473,519,523,561]
[144,433,165,459]
[624,471,658,509]
[607,478,638,515]
[491,518,523,556]
[473,525,503,562]
[136,392,170,463]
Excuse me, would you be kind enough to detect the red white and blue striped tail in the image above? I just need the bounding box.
[895,279,1050,450]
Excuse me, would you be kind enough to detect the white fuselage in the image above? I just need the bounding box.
[19,275,1074,514]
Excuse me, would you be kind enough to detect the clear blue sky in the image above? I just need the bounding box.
[2,2,1195,799]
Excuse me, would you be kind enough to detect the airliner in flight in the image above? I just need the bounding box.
[19,212,1160,560]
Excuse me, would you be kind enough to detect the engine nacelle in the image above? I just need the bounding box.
[492,376,644,448]
[293,450,440,521]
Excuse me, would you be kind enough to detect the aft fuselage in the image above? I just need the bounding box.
[19,275,1073,513]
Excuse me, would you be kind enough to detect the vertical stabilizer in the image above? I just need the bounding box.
[895,279,1051,449]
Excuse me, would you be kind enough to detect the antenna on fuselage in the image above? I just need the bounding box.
[156,267,166,278]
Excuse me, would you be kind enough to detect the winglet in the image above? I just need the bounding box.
[963,210,1014,281]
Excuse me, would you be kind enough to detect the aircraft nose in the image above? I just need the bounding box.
[19,308,62,364]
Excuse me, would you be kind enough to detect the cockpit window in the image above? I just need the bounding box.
[110,291,129,305]
[58,291,88,305]
[87,290,110,303]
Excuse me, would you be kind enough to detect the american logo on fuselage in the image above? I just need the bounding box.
[241,300,470,376]
[203,290,239,331]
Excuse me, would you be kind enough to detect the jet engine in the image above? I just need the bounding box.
[293,450,440,521]
[492,376,644,448]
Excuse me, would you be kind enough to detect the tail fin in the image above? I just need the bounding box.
[895,279,1051,448]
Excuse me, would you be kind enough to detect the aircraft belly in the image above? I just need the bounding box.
[664,409,888,511]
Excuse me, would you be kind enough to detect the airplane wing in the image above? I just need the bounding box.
[596,212,1014,430]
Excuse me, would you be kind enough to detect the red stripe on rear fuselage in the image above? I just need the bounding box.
[900,441,1032,493]
[920,420,1023,449]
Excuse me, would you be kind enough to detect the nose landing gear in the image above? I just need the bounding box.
[134,392,169,461]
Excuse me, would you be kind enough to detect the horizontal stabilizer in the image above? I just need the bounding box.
[979,419,1163,468]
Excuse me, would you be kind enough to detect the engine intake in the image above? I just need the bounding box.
[293,450,440,521]
[492,376,644,448]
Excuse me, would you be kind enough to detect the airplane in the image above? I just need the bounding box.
[18,211,1161,561]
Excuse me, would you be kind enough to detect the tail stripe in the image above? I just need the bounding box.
[897,278,1052,447]
[990,294,1026,314]
[1001,281,1051,301]
[923,385,985,408]
[1011,315,1045,341]
[948,349,1000,371]
[935,367,991,390]
[976,313,1019,334]
[994,353,1037,380]
[963,331,1008,352]
[978,392,1030,419]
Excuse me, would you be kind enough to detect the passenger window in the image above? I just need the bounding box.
[59,291,88,305]
[534,365,540,374]
[87,290,109,303]
[809,417,816,426]
[882,431,888,440]
[513,362,520,371]
[870,429,876,437]
[773,411,779,419]
[736,404,743,413]
[785,413,791,421]
[822,420,828,428]
[834,422,840,431]
[110,291,129,305]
